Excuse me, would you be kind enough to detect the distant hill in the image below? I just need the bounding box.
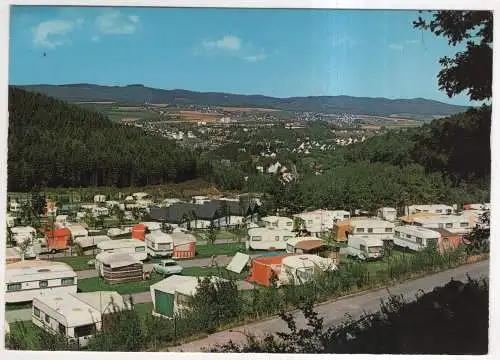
[17,84,469,117]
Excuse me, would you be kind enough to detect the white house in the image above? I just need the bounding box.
[93,195,106,203]
[377,207,398,222]
[412,215,472,234]
[261,216,294,231]
[5,260,77,303]
[349,219,394,239]
[246,227,296,251]
[393,226,441,251]
[406,204,454,216]
[32,291,130,347]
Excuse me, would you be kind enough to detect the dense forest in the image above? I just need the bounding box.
[8,87,198,191]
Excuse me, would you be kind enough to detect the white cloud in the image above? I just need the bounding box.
[202,35,242,52]
[32,19,75,48]
[389,43,404,51]
[91,35,100,42]
[243,53,268,63]
[198,35,269,62]
[96,11,140,35]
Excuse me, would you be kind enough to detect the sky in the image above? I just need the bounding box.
[8,6,481,106]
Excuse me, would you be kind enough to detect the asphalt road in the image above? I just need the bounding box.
[168,260,490,352]
[76,255,233,279]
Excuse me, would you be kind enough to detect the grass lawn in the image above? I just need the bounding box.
[78,272,164,295]
[55,255,95,271]
[134,302,153,318]
[181,266,249,280]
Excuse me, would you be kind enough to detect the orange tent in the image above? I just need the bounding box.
[132,224,146,241]
[246,254,289,287]
[45,227,71,251]
[332,220,352,242]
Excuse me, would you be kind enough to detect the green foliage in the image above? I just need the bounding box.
[414,11,492,101]
[209,277,488,354]
[8,87,198,191]
[207,221,217,245]
[464,210,490,254]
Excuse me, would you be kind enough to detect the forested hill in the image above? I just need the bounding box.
[8,87,198,191]
[19,84,468,117]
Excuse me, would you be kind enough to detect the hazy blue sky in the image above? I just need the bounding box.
[9,6,479,105]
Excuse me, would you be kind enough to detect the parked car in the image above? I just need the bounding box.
[152,260,183,277]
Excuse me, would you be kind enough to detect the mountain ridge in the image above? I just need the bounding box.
[16,83,470,117]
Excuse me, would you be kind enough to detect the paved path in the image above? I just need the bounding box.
[76,255,234,280]
[168,260,490,352]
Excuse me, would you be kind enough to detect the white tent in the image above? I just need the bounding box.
[226,252,251,274]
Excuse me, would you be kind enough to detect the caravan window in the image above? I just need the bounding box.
[58,323,66,335]
[406,234,411,239]
[275,236,280,241]
[135,246,146,252]
[286,222,293,227]
[158,243,171,251]
[367,228,373,233]
[416,237,423,245]
[359,244,366,252]
[385,228,393,233]
[368,246,382,253]
[45,314,50,323]
[357,228,365,233]
[307,220,313,225]
[7,283,21,292]
[33,307,40,317]
[460,222,468,228]
[445,223,453,229]
[252,236,262,241]
[394,231,400,237]
[74,324,96,338]
[436,209,442,213]
[283,236,293,241]
[61,277,74,286]
[39,280,48,288]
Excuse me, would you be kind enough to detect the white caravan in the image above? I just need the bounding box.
[32,291,129,347]
[96,239,148,261]
[246,227,296,250]
[278,254,336,286]
[349,219,394,239]
[5,260,77,303]
[261,216,294,231]
[377,207,398,222]
[412,215,472,234]
[406,204,453,216]
[341,235,384,260]
[393,226,441,251]
[146,230,174,257]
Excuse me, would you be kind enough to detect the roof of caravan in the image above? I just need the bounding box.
[295,239,325,250]
[414,215,469,224]
[141,222,162,230]
[6,260,76,282]
[261,216,293,222]
[11,226,36,234]
[171,232,196,245]
[145,230,172,243]
[348,235,385,245]
[350,219,394,228]
[33,293,101,327]
[97,239,143,250]
[286,236,322,247]
[151,275,224,296]
[95,252,142,268]
[282,254,335,270]
[74,291,130,314]
[248,227,295,236]
[394,225,441,238]
[74,235,111,248]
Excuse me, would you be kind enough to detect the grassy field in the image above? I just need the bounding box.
[195,243,246,258]
[54,255,95,271]
[134,302,153,318]
[78,272,164,295]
